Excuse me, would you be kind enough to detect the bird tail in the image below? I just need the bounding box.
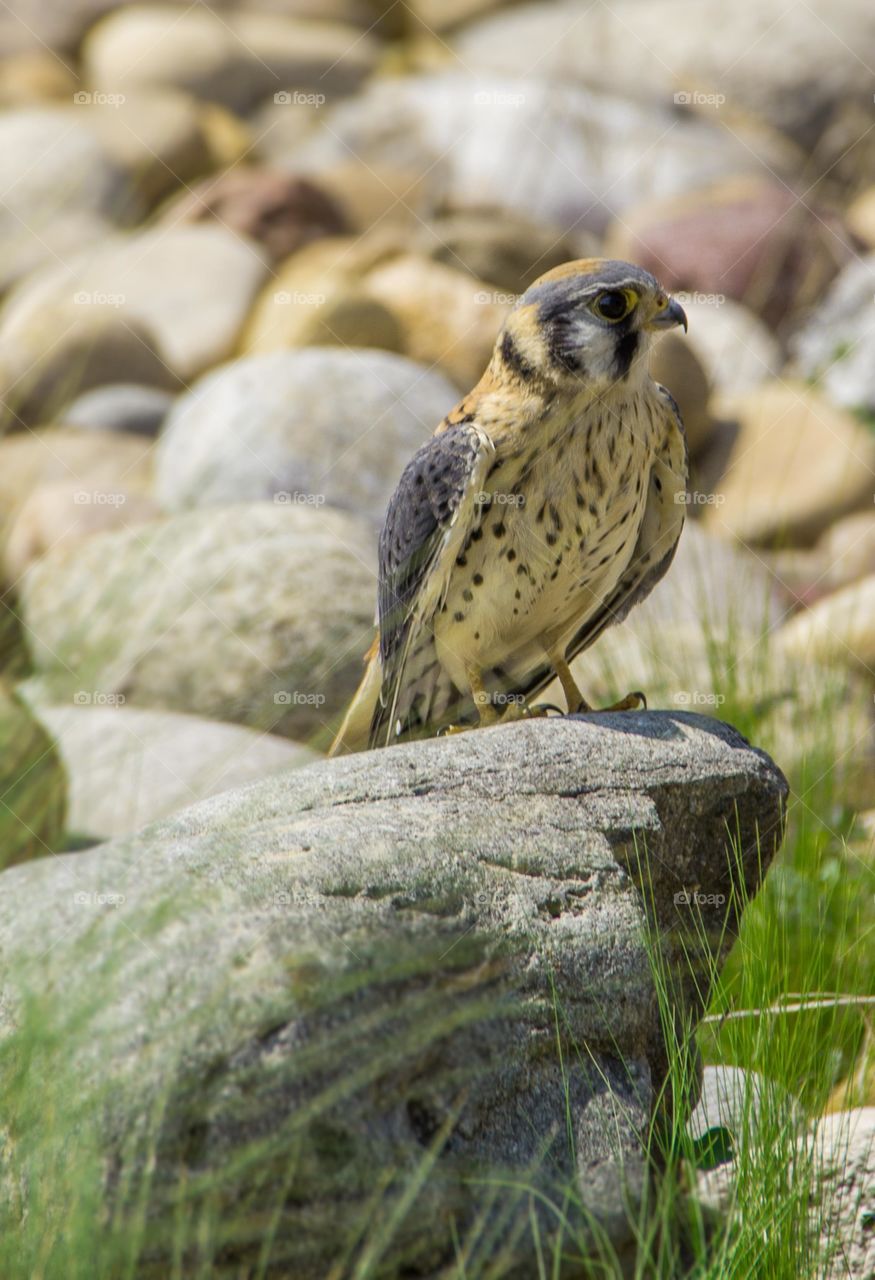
[328,635,382,756]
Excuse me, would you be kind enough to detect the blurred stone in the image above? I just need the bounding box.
[0,108,125,291]
[80,88,213,206]
[817,513,875,592]
[452,0,875,147]
[649,332,713,458]
[0,427,153,546]
[63,383,175,437]
[553,524,871,778]
[703,384,875,546]
[791,254,875,413]
[405,0,505,32]
[678,297,782,396]
[846,186,875,250]
[0,686,66,868]
[154,348,457,526]
[18,504,377,749]
[776,575,875,673]
[363,253,507,388]
[4,482,159,584]
[0,307,177,430]
[25,703,317,840]
[240,231,405,355]
[414,209,597,294]
[605,177,850,329]
[310,163,433,234]
[83,6,381,114]
[159,168,346,263]
[288,74,791,235]
[0,52,78,104]
[0,226,269,384]
[197,101,252,168]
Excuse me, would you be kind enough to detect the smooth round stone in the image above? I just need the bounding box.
[154,348,458,527]
[63,384,175,437]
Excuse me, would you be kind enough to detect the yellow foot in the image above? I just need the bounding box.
[569,691,647,714]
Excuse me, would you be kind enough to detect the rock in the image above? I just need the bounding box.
[812,1109,875,1280]
[0,226,270,385]
[0,305,178,429]
[0,51,78,105]
[776,575,875,673]
[847,186,875,250]
[158,167,347,263]
[791,255,875,413]
[154,348,457,526]
[0,685,66,868]
[818,514,875,591]
[363,253,508,388]
[82,6,381,114]
[0,427,153,548]
[62,383,175,437]
[405,0,504,32]
[24,703,318,840]
[649,332,713,457]
[78,87,214,206]
[18,503,377,748]
[0,108,125,292]
[452,0,875,147]
[676,297,782,396]
[3,482,159,584]
[0,713,787,1273]
[412,208,598,294]
[703,383,875,546]
[287,74,791,235]
[240,231,405,356]
[309,162,436,235]
[604,177,850,329]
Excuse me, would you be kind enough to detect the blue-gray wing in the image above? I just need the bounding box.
[371,424,495,748]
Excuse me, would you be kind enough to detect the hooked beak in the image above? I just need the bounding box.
[648,296,688,333]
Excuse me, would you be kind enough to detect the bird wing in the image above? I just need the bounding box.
[370,423,496,749]
[502,385,688,704]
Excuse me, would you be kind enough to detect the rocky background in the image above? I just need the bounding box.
[0,2,874,1278]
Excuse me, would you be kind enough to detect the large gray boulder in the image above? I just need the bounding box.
[0,713,786,1276]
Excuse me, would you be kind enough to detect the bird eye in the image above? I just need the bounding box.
[594,290,633,321]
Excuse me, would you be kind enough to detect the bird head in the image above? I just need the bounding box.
[494,258,688,397]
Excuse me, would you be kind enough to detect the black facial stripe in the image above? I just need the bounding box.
[613,327,640,380]
[500,330,536,381]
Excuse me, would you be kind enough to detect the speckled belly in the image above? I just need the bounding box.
[434,431,652,689]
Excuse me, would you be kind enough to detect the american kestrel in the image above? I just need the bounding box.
[331,258,689,754]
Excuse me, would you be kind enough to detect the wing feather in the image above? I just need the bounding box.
[370,424,495,748]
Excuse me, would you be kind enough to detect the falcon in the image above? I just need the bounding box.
[331,258,689,754]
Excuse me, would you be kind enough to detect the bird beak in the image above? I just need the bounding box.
[648,296,688,333]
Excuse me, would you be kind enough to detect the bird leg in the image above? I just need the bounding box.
[545,645,646,714]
